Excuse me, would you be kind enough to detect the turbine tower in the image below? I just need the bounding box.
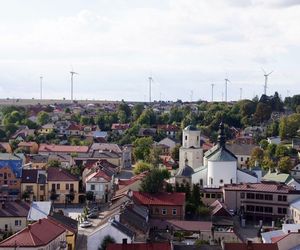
[148,76,153,105]
[40,75,43,100]
[224,78,231,102]
[262,68,273,95]
[70,70,79,102]
[211,83,214,102]
[240,87,243,100]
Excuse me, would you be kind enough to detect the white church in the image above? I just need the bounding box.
[175,123,260,187]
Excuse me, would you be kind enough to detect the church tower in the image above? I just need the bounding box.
[179,125,203,169]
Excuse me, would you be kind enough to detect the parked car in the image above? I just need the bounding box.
[80,221,92,228]
[87,212,98,219]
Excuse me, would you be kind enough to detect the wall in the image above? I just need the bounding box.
[48,181,79,203]
[0,217,27,232]
[207,161,237,187]
[149,205,184,220]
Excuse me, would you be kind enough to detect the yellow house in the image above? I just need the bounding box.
[21,169,48,201]
[47,167,79,204]
[38,123,54,134]
[26,154,49,169]
[48,213,78,250]
[0,201,30,233]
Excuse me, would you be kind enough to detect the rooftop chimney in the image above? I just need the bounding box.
[122,239,127,244]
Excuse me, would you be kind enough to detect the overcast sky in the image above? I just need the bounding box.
[0,0,300,102]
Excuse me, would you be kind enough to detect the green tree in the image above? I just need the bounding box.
[249,147,264,166]
[98,235,116,250]
[146,147,162,167]
[47,160,61,168]
[140,168,170,193]
[133,137,153,161]
[132,103,144,121]
[275,145,289,158]
[279,116,288,140]
[171,144,180,161]
[259,139,268,150]
[37,111,50,125]
[277,156,292,173]
[253,103,272,123]
[133,161,152,175]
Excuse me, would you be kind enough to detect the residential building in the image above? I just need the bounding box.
[10,127,35,142]
[291,164,300,180]
[0,201,30,233]
[47,167,79,204]
[38,144,89,155]
[157,124,179,138]
[0,218,67,250]
[17,141,39,154]
[111,123,130,134]
[48,154,74,169]
[48,212,78,250]
[21,169,47,201]
[0,166,21,201]
[26,154,49,169]
[87,217,134,250]
[85,169,114,203]
[226,143,256,167]
[267,136,282,145]
[38,123,55,134]
[261,224,300,243]
[132,191,185,220]
[66,123,84,137]
[158,137,180,154]
[223,182,300,224]
[290,199,300,224]
[224,242,278,250]
[0,143,12,153]
[107,242,171,250]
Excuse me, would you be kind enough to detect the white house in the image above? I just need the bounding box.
[87,216,134,250]
[290,199,300,224]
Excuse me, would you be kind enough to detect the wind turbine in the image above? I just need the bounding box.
[40,75,43,100]
[70,69,79,102]
[211,83,214,102]
[262,68,273,95]
[148,76,153,105]
[224,78,231,102]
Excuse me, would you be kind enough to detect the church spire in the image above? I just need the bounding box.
[217,122,226,147]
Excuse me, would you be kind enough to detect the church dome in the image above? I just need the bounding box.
[184,125,198,131]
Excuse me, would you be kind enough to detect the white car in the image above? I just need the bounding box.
[80,221,92,228]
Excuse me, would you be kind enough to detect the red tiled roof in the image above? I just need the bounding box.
[107,242,171,250]
[224,243,278,250]
[111,123,130,130]
[271,234,286,243]
[0,218,65,248]
[210,200,231,217]
[224,182,300,194]
[157,124,179,132]
[67,123,83,131]
[0,201,30,217]
[167,219,212,231]
[18,141,37,147]
[133,192,185,206]
[47,167,78,181]
[39,144,89,153]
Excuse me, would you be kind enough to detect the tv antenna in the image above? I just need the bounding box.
[262,68,273,95]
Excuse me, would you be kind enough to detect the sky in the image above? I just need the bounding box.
[0,0,300,102]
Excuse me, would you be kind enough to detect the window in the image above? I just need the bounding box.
[219,179,223,184]
[70,184,74,190]
[26,185,33,192]
[246,205,254,212]
[205,193,210,198]
[40,185,45,191]
[52,184,55,191]
[4,173,7,179]
[241,157,244,162]
[278,195,287,202]
[278,208,287,214]
[240,193,245,199]
[66,184,69,190]
[264,207,273,213]
[264,194,273,201]
[255,194,264,200]
[246,193,255,199]
[185,136,187,140]
[155,208,159,214]
[217,193,222,198]
[200,179,203,186]
[91,184,95,191]
[211,193,216,198]
[210,178,213,185]
[15,220,21,226]
[255,206,263,212]
[162,208,167,215]
[57,184,60,190]
[172,208,177,215]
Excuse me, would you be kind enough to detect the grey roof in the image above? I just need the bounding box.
[206,146,237,162]
[184,125,198,131]
[111,219,135,238]
[176,165,194,177]
[121,207,149,233]
[49,212,78,233]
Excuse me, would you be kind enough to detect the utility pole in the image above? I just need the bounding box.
[40,75,43,100]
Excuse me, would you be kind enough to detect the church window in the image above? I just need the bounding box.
[200,179,203,186]
[210,178,213,185]
[219,179,223,184]
[230,179,233,184]
[185,136,187,140]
